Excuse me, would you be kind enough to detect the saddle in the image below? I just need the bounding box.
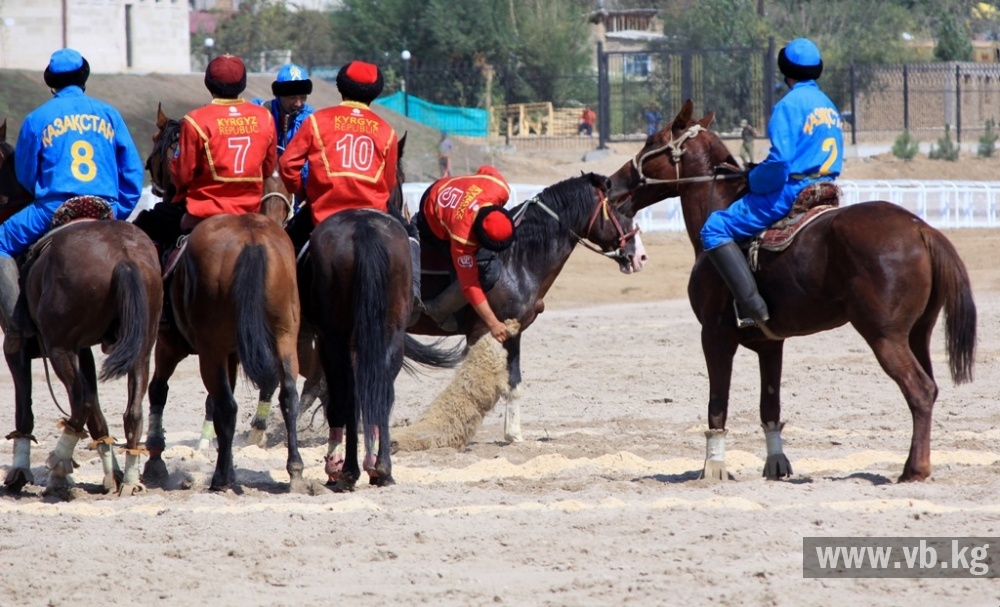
[748,181,841,270]
[21,196,115,274]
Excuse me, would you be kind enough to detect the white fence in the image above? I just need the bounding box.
[139,180,1000,232]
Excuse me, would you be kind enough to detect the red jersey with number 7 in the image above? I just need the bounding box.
[279,101,398,225]
[171,98,277,218]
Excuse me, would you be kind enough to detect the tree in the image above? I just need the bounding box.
[933,10,974,61]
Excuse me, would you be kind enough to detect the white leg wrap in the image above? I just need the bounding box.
[53,431,79,462]
[705,429,727,462]
[147,413,163,438]
[11,437,31,470]
[97,442,117,477]
[504,387,523,443]
[763,421,786,456]
[701,429,729,480]
[122,453,141,485]
[255,401,270,421]
[761,421,793,478]
[198,420,215,450]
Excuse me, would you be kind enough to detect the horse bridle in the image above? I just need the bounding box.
[629,124,745,191]
[512,186,640,260]
[147,120,181,198]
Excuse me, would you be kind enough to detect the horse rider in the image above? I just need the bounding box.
[416,164,516,344]
[279,60,421,318]
[699,37,843,328]
[0,48,144,354]
[136,55,277,249]
[253,63,314,212]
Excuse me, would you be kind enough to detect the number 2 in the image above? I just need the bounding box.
[819,137,838,175]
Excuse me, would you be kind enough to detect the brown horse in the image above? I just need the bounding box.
[405,172,647,443]
[607,100,977,482]
[143,109,304,493]
[0,124,162,498]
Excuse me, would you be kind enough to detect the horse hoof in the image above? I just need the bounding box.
[117,482,145,497]
[369,474,395,487]
[700,460,730,481]
[288,477,309,495]
[4,468,34,493]
[142,458,169,486]
[324,453,344,481]
[197,438,213,452]
[42,476,76,500]
[504,432,524,443]
[101,473,119,494]
[329,477,357,493]
[247,428,266,448]
[762,454,793,480]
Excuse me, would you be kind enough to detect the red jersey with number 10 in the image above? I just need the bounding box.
[171,98,277,218]
[279,101,398,225]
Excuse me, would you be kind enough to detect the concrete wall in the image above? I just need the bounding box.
[0,0,190,74]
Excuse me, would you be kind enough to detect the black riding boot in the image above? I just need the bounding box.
[423,281,466,332]
[705,241,769,328]
[0,256,29,354]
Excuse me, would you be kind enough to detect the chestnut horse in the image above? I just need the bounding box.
[0,122,162,498]
[143,108,304,492]
[405,172,647,443]
[607,100,976,482]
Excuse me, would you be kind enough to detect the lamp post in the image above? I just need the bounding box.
[401,49,411,117]
[204,37,215,66]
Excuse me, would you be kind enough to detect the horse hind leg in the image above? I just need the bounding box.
[4,348,35,493]
[78,348,122,494]
[276,338,306,494]
[118,357,152,497]
[867,334,938,482]
[43,349,94,499]
[503,334,523,443]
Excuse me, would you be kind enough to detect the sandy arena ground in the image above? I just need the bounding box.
[1,148,999,606]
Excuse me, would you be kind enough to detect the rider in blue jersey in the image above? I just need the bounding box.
[253,63,314,210]
[0,48,144,353]
[700,38,844,328]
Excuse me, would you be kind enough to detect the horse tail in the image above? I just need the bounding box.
[352,220,394,432]
[924,228,977,384]
[402,336,466,373]
[233,244,279,390]
[99,261,150,382]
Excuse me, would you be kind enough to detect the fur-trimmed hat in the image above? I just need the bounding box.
[272,63,312,97]
[336,61,384,105]
[472,205,515,252]
[44,48,90,91]
[778,38,823,82]
[205,55,247,98]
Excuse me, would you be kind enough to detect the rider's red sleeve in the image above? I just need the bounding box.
[450,241,487,306]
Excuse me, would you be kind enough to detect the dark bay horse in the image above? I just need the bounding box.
[143,109,304,493]
[607,100,976,482]
[310,209,431,490]
[406,172,647,443]
[0,124,162,497]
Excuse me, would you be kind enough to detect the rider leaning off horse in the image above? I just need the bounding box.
[700,37,844,329]
[279,60,421,315]
[253,62,314,213]
[416,165,517,344]
[134,55,277,318]
[0,48,145,354]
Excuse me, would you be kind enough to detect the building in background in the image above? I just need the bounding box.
[0,0,190,73]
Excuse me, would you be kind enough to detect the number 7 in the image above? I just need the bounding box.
[228,136,251,174]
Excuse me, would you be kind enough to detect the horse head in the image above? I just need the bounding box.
[387,132,407,218]
[145,103,181,202]
[607,99,740,219]
[574,172,647,274]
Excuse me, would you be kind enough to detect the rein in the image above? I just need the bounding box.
[630,124,745,188]
[261,190,294,223]
[512,187,638,260]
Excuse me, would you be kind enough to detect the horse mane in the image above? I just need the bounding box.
[147,116,181,199]
[503,173,601,261]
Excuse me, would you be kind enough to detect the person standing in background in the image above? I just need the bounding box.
[739,118,758,165]
[578,106,596,137]
[438,131,454,178]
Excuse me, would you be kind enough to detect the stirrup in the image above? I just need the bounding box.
[733,301,763,329]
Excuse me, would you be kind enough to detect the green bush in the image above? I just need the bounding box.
[892,130,919,161]
[929,124,959,161]
[978,119,998,158]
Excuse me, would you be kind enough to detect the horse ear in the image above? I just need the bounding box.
[156,103,169,130]
[698,111,716,130]
[672,99,694,131]
[0,119,6,143]
[398,131,407,157]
